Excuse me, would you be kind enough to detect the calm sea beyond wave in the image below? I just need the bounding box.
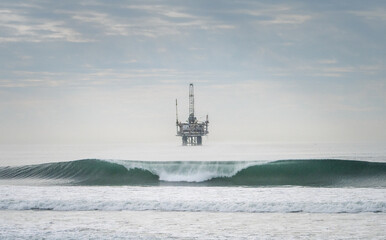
[0,144,385,239]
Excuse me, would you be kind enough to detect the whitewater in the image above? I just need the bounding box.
[0,143,385,239]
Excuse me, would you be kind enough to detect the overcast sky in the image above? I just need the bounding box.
[0,0,385,144]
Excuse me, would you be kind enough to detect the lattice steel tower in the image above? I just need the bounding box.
[176,83,209,145]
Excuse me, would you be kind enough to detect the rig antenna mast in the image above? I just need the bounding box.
[175,99,179,123]
[175,99,179,132]
[189,83,195,123]
[176,83,209,145]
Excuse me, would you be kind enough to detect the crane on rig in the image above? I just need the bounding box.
[176,83,209,145]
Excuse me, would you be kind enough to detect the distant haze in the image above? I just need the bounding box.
[0,0,385,144]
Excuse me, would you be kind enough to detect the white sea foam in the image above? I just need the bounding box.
[1,211,385,239]
[113,160,260,182]
[1,186,385,213]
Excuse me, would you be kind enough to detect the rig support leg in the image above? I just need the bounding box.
[182,136,187,146]
[197,136,202,145]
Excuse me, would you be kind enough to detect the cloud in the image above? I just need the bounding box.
[70,11,131,36]
[0,9,90,43]
[350,9,386,21]
[236,4,312,25]
[318,59,337,64]
[266,62,384,78]
[127,5,197,19]
[66,4,235,38]
[260,14,311,25]
[0,68,219,88]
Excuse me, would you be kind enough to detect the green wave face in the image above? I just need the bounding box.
[0,159,159,186]
[209,160,386,187]
[0,159,385,187]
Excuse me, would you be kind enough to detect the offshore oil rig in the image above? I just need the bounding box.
[176,83,209,145]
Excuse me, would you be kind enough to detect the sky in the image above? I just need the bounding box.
[0,0,385,144]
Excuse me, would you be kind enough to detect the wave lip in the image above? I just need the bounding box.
[114,160,259,182]
[1,159,385,187]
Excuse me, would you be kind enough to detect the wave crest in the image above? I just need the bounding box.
[1,159,385,187]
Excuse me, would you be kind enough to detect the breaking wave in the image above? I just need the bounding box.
[0,159,385,187]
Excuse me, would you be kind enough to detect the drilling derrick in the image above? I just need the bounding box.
[176,83,209,146]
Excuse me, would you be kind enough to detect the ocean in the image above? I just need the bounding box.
[0,143,385,239]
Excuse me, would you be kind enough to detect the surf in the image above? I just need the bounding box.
[0,159,385,187]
